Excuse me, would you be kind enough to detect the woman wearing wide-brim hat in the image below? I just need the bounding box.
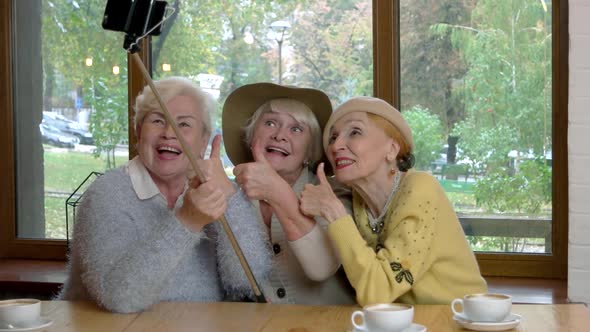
[216,82,355,305]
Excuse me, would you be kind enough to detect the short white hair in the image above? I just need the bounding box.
[134,76,214,139]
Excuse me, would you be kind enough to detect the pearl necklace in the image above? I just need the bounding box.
[367,171,402,234]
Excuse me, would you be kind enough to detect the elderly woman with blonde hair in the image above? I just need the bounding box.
[59,77,245,313]
[216,83,355,304]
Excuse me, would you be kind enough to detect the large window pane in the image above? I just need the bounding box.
[400,0,552,253]
[150,0,372,167]
[14,0,129,240]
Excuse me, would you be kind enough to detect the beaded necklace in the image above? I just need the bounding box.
[367,170,402,234]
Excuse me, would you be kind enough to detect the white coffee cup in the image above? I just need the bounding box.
[0,299,41,324]
[451,293,512,322]
[351,303,414,332]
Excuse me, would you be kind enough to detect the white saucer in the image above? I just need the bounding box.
[0,317,54,332]
[453,313,521,331]
[349,322,427,332]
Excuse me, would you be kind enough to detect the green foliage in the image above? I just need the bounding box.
[442,0,552,215]
[42,0,129,169]
[445,0,552,155]
[151,1,314,127]
[474,159,551,214]
[403,106,444,170]
[401,0,472,131]
[40,0,554,223]
[467,236,545,252]
[453,121,518,175]
[88,76,128,168]
[288,0,373,103]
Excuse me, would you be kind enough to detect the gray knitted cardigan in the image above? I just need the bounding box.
[58,167,270,313]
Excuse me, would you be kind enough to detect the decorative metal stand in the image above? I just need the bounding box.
[65,171,103,250]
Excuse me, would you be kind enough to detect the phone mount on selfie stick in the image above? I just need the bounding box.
[102,0,265,303]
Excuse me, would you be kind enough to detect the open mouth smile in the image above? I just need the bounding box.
[157,145,182,156]
[266,146,290,157]
[335,158,355,169]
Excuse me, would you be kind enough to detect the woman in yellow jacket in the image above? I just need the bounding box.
[300,96,487,306]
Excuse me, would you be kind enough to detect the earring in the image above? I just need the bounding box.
[390,160,398,175]
[303,160,309,167]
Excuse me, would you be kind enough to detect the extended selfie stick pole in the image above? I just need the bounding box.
[128,48,266,303]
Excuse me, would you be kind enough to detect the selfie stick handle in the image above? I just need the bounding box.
[130,53,266,303]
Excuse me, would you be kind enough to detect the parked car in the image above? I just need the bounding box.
[39,123,79,148]
[43,112,94,145]
[66,127,94,145]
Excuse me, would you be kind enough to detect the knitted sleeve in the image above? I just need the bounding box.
[288,221,340,281]
[216,188,272,301]
[327,172,440,306]
[71,170,204,313]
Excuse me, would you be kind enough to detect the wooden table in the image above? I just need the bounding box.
[39,301,590,332]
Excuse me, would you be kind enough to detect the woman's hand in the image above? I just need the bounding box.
[300,163,348,222]
[233,139,289,202]
[176,135,233,232]
[177,181,226,232]
[191,135,235,199]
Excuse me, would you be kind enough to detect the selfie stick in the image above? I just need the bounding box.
[116,9,265,303]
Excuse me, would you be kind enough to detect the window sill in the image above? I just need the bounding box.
[486,276,568,304]
[0,259,568,304]
[0,259,66,297]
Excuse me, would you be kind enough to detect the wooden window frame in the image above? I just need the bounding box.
[0,0,568,278]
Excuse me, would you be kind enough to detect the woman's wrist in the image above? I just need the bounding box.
[322,200,348,222]
[265,177,292,205]
[268,183,316,240]
[175,205,206,232]
[221,179,236,199]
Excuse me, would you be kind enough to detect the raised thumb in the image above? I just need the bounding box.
[251,138,268,164]
[209,134,221,159]
[316,162,329,185]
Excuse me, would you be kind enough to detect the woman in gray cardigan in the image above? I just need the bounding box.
[58,77,269,313]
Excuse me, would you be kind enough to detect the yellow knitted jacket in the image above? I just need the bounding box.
[327,170,487,306]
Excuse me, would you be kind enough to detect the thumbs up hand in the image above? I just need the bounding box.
[233,138,286,202]
[177,135,234,231]
[300,163,348,223]
[192,134,234,198]
[250,136,271,165]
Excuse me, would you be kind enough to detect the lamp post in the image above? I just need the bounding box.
[270,20,290,85]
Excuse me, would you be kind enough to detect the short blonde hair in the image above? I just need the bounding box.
[134,77,214,139]
[242,98,322,165]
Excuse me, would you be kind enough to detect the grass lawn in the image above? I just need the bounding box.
[43,147,128,239]
[44,148,127,192]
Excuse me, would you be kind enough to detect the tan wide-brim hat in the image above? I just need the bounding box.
[323,96,414,152]
[222,82,332,166]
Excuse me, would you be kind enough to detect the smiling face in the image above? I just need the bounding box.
[136,95,208,186]
[326,111,399,186]
[250,109,312,182]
